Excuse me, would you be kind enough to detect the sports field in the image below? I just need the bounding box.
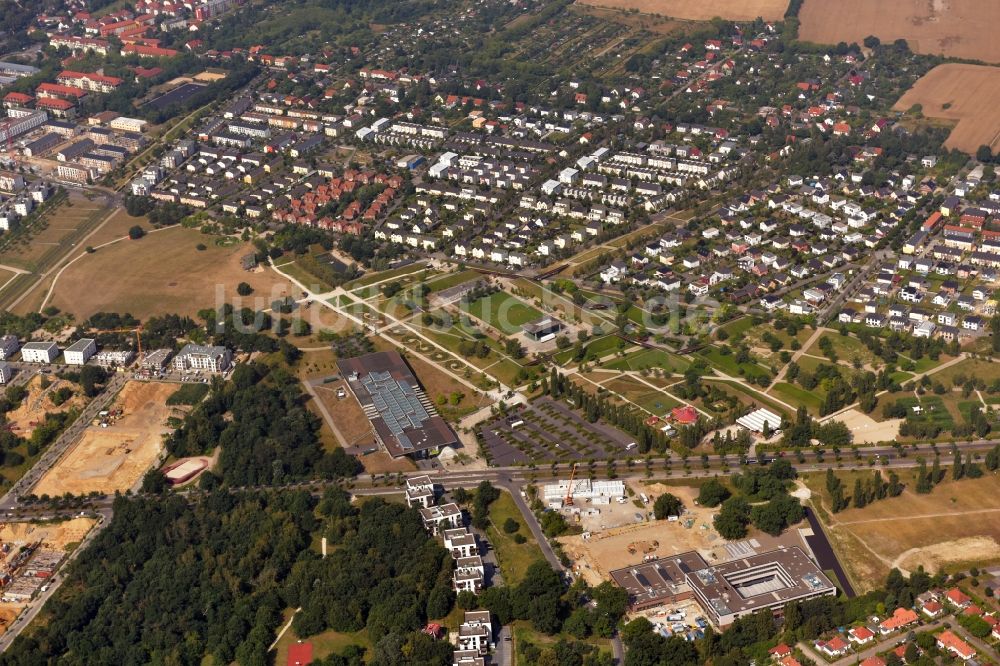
[894,64,1000,153]
[799,0,1000,64]
[463,291,542,335]
[45,227,294,319]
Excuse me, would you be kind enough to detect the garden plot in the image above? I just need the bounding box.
[478,397,635,465]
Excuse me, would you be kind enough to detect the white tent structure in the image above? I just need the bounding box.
[736,408,783,434]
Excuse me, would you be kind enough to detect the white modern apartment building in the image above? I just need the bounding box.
[0,335,19,360]
[172,344,232,373]
[20,341,59,363]
[64,338,97,365]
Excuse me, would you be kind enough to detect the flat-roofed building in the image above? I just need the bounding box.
[0,334,19,360]
[0,361,11,384]
[337,351,458,459]
[419,502,462,535]
[522,316,564,342]
[405,474,437,508]
[64,338,96,365]
[140,348,172,369]
[453,555,485,594]
[172,344,232,372]
[610,551,709,612]
[93,349,134,368]
[456,611,492,654]
[443,528,478,558]
[20,341,59,363]
[686,547,836,626]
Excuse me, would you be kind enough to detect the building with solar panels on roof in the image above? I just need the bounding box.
[337,351,459,459]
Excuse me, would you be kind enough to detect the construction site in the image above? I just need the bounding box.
[5,375,85,438]
[31,382,179,497]
[0,518,94,634]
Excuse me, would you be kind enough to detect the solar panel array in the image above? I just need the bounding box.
[361,371,430,451]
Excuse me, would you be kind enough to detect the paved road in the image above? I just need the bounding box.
[804,506,855,597]
[0,373,127,510]
[0,507,112,652]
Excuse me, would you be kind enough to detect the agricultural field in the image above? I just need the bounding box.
[0,192,107,274]
[805,473,1000,591]
[32,382,181,497]
[43,227,295,319]
[477,397,635,465]
[893,64,1000,153]
[463,291,542,335]
[574,0,788,21]
[799,0,1000,64]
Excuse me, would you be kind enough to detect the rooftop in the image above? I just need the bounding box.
[337,351,457,458]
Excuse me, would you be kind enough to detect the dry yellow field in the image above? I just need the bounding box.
[33,382,180,497]
[808,474,1000,590]
[799,0,1000,63]
[46,227,295,319]
[574,0,787,21]
[893,64,1000,153]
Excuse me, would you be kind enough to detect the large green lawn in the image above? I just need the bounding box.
[770,382,823,413]
[602,347,690,373]
[464,291,542,334]
[485,491,546,586]
[699,346,770,381]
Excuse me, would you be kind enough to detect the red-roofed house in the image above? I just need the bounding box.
[779,657,802,666]
[936,630,976,661]
[671,405,699,425]
[287,642,313,666]
[860,657,885,666]
[815,636,849,658]
[3,92,33,108]
[769,644,792,659]
[57,70,123,92]
[946,588,971,608]
[879,607,918,634]
[921,600,944,618]
[849,626,875,644]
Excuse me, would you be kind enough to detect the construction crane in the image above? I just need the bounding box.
[564,463,578,507]
[91,325,144,359]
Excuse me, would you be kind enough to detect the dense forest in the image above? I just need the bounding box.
[0,490,460,665]
[0,492,314,665]
[166,362,360,486]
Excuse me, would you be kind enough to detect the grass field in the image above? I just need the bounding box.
[804,332,878,368]
[426,269,481,292]
[770,382,823,413]
[464,291,542,335]
[805,473,1000,591]
[273,608,372,666]
[344,262,432,290]
[45,227,295,319]
[800,0,1000,64]
[486,491,546,586]
[601,347,689,373]
[699,346,770,381]
[0,192,107,272]
[933,357,1000,386]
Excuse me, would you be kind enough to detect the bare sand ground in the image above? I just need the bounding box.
[33,382,179,496]
[825,408,901,444]
[6,376,85,439]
